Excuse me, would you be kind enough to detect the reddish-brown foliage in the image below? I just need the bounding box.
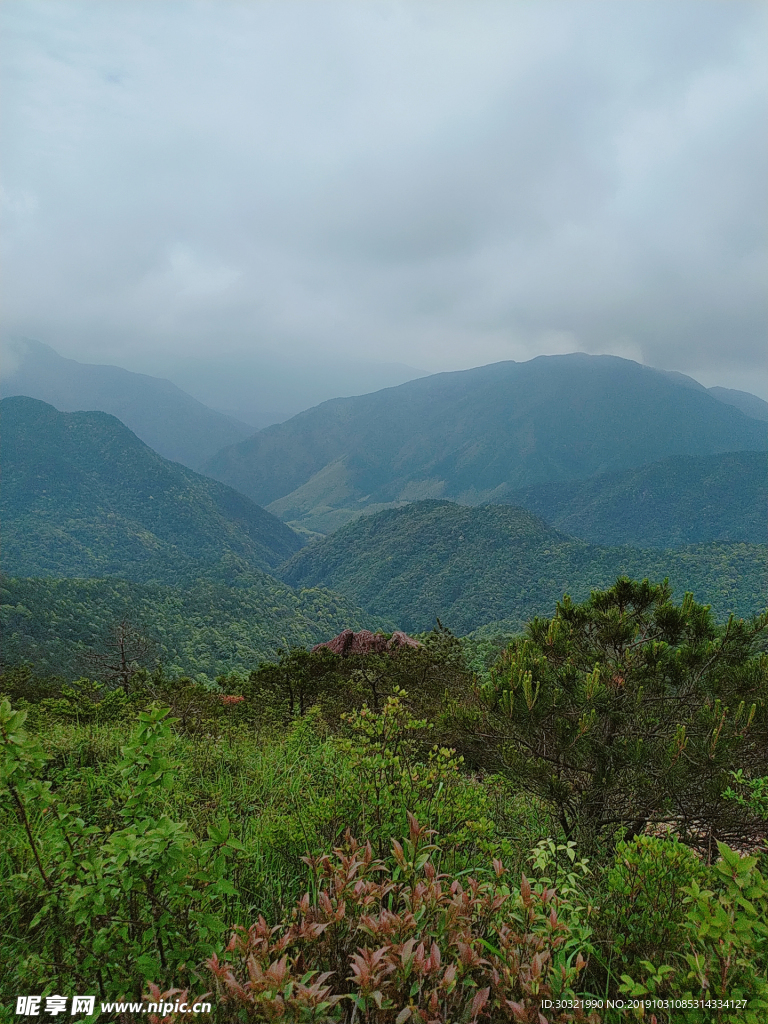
[312,630,421,656]
[203,815,600,1023]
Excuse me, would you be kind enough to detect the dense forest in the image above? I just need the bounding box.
[280,500,767,634]
[504,451,768,548]
[0,576,389,681]
[1,397,303,584]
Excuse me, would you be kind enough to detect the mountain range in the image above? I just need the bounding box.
[2,353,766,679]
[1,337,252,471]
[1,396,391,677]
[504,450,767,548]
[203,354,768,535]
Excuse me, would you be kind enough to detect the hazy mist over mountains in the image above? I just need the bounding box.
[202,352,767,533]
[3,2,766,398]
[1,0,766,668]
[1,335,425,432]
[4,340,766,489]
[114,350,427,429]
[1,337,251,470]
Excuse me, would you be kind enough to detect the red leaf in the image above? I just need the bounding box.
[520,874,532,905]
[471,986,490,1019]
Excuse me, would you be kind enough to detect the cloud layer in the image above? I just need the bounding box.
[2,0,766,395]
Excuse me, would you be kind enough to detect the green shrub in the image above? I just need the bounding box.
[603,835,707,974]
[474,579,768,849]
[618,842,768,1023]
[338,690,498,866]
[724,770,768,821]
[0,699,242,1001]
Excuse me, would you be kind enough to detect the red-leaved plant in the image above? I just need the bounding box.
[202,814,600,1022]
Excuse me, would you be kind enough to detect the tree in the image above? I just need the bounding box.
[472,577,768,851]
[86,618,156,689]
[241,625,474,727]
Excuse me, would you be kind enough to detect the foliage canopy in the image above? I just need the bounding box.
[472,578,768,849]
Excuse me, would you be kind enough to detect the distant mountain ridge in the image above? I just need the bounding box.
[204,353,768,535]
[505,451,767,548]
[1,337,251,471]
[707,387,768,422]
[279,500,767,634]
[1,396,303,585]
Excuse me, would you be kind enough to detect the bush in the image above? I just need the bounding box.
[618,842,768,1023]
[601,836,707,976]
[239,626,475,730]
[200,815,602,1023]
[0,699,242,1001]
[474,578,768,850]
[338,690,497,864]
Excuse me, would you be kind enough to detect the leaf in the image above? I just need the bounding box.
[471,986,490,1019]
[520,874,532,905]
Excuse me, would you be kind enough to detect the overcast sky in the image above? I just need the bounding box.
[2,0,767,398]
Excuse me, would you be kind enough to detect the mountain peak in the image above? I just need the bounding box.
[203,353,767,536]
[1,395,303,585]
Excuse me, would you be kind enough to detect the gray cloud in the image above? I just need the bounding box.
[1,0,766,398]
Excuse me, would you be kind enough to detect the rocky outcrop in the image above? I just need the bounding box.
[312,629,420,656]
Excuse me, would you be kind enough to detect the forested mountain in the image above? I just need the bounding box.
[505,451,767,548]
[279,500,767,634]
[1,396,303,585]
[0,576,390,680]
[1,337,251,470]
[708,386,768,422]
[204,354,768,535]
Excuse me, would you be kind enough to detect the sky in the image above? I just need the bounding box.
[2,0,767,408]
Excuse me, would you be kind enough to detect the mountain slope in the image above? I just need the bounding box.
[0,576,391,681]
[279,501,767,634]
[505,451,767,548]
[1,396,303,585]
[204,354,767,534]
[708,387,768,422]
[1,337,251,470]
